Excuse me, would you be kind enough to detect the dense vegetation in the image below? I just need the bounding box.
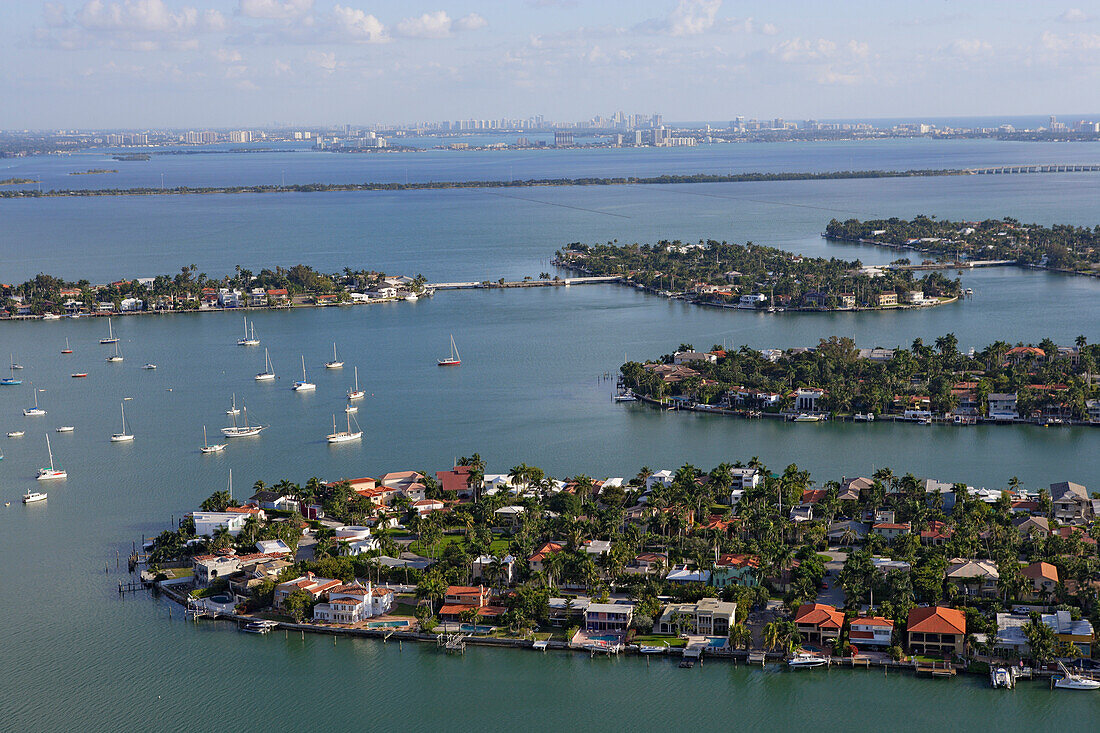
[826,215,1100,273]
[557,239,960,309]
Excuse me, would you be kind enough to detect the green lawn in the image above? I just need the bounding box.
[631,634,688,647]
[391,601,420,617]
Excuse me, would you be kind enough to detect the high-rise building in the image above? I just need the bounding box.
[554,131,574,147]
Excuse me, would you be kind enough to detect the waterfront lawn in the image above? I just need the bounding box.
[160,567,193,580]
[391,601,420,617]
[631,635,688,648]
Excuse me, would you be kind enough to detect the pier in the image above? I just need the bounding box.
[962,163,1100,175]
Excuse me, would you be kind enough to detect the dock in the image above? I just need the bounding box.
[915,660,957,677]
[438,632,467,654]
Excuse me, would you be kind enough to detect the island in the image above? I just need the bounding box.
[69,169,118,175]
[132,455,1099,683]
[825,216,1100,276]
[618,335,1100,425]
[111,153,150,161]
[0,177,38,186]
[555,239,961,311]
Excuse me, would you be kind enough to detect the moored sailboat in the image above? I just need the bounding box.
[237,316,260,346]
[99,317,119,344]
[36,433,67,480]
[347,366,365,400]
[222,404,266,437]
[292,355,315,391]
[110,398,135,442]
[326,412,362,443]
[438,334,461,366]
[255,348,276,381]
[200,425,226,454]
[2,356,22,386]
[325,343,344,369]
[23,387,46,416]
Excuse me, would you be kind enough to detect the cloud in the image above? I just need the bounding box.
[332,5,387,42]
[455,13,488,32]
[307,49,338,72]
[1040,29,1100,51]
[773,37,837,62]
[667,0,721,36]
[43,2,69,28]
[74,0,222,33]
[946,38,992,56]
[396,11,453,38]
[37,0,227,51]
[237,0,313,20]
[1057,9,1091,23]
[847,40,870,58]
[214,47,243,63]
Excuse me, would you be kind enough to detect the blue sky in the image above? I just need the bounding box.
[3,0,1100,128]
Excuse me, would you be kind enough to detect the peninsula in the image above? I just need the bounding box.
[555,239,961,311]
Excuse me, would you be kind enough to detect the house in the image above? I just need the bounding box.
[789,506,814,523]
[987,393,1019,420]
[249,490,299,513]
[584,602,634,631]
[871,557,912,574]
[436,466,475,497]
[872,522,911,542]
[710,554,760,588]
[274,573,342,608]
[665,563,711,585]
[119,297,143,312]
[528,542,564,573]
[946,559,999,598]
[874,292,897,307]
[412,499,445,516]
[548,597,590,625]
[583,540,612,556]
[266,288,289,304]
[471,555,516,584]
[920,520,954,546]
[827,520,870,544]
[839,476,873,502]
[217,288,242,308]
[192,507,264,538]
[904,290,925,304]
[849,616,894,648]
[793,603,844,645]
[438,585,508,621]
[644,363,700,384]
[623,552,668,576]
[312,582,394,624]
[907,606,966,656]
[673,350,718,365]
[1014,515,1050,538]
[995,611,1094,656]
[1087,399,1100,423]
[730,467,762,489]
[657,598,737,636]
[1020,561,1059,600]
[255,539,291,555]
[1050,481,1093,524]
[839,293,856,308]
[192,555,243,587]
[792,387,826,412]
[921,478,960,513]
[1004,346,1045,365]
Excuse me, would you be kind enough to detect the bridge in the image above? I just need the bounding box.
[962,164,1100,175]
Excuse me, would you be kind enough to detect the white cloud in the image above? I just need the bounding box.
[774,37,837,62]
[396,11,453,39]
[455,13,488,32]
[667,0,721,36]
[307,49,338,72]
[947,38,992,56]
[237,0,313,20]
[75,0,212,33]
[214,48,243,63]
[1041,29,1100,51]
[1058,9,1091,23]
[332,5,387,42]
[847,40,870,58]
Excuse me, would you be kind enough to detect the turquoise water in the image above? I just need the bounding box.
[2,141,1100,729]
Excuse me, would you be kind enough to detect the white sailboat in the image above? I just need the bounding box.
[438,334,461,366]
[226,394,241,415]
[292,355,315,391]
[255,348,276,381]
[200,425,226,454]
[23,387,46,416]
[106,341,124,362]
[325,343,344,369]
[62,338,72,354]
[237,316,260,346]
[222,404,266,437]
[99,317,119,344]
[327,412,362,443]
[36,433,67,480]
[2,356,22,385]
[110,398,135,442]
[347,366,365,400]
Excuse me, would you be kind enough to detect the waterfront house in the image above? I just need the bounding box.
[1020,561,1059,600]
[192,508,264,538]
[248,288,267,307]
[987,393,1019,420]
[792,387,826,412]
[265,288,289,305]
[644,363,700,384]
[793,603,844,646]
[849,616,894,648]
[711,553,760,588]
[839,293,856,308]
[945,559,999,598]
[217,288,242,308]
[529,542,564,573]
[673,350,718,365]
[871,522,911,542]
[471,555,516,585]
[436,466,476,497]
[995,611,1094,657]
[249,490,299,513]
[313,581,394,624]
[657,598,737,636]
[274,573,342,608]
[193,554,244,587]
[584,602,634,632]
[548,597,590,625]
[907,606,966,656]
[1050,481,1093,524]
[1087,399,1100,423]
[665,563,712,585]
[874,292,897,307]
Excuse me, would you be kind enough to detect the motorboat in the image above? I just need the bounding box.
[36,434,66,480]
[636,643,670,654]
[325,343,344,369]
[200,425,226,454]
[71,373,88,378]
[326,412,362,443]
[237,316,260,346]
[853,412,875,422]
[142,363,157,370]
[99,316,119,344]
[255,348,276,381]
[1054,663,1100,690]
[55,426,75,433]
[42,313,61,320]
[7,431,25,438]
[613,391,637,402]
[347,366,365,400]
[241,620,279,634]
[23,492,48,503]
[438,334,461,366]
[787,652,827,668]
[110,399,135,442]
[792,413,821,422]
[292,355,315,391]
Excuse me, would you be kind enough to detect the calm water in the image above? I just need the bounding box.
[1,140,1099,730]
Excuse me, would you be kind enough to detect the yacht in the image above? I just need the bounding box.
[2,357,22,386]
[7,431,25,438]
[142,363,157,370]
[325,343,344,369]
[42,313,61,321]
[255,348,276,381]
[347,366,365,400]
[110,399,135,442]
[1054,663,1100,690]
[23,491,48,503]
[792,413,821,422]
[23,388,46,416]
[787,652,827,668]
[226,394,241,416]
[99,316,119,344]
[853,412,875,422]
[71,372,88,378]
[222,405,266,437]
[292,355,315,391]
[106,342,123,362]
[613,390,637,402]
[438,334,461,366]
[200,425,226,454]
[36,434,67,480]
[55,426,75,433]
[326,412,363,443]
[237,317,260,347]
[61,338,72,354]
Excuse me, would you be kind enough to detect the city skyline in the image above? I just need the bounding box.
[3,1,1100,127]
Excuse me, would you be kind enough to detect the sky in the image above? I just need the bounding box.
[3,0,1100,128]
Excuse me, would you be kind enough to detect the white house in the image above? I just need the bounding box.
[193,510,263,538]
[646,470,674,489]
[738,293,766,308]
[255,539,291,555]
[119,297,143,312]
[312,582,394,624]
[217,288,242,308]
[673,351,717,365]
[793,388,826,412]
[471,554,516,584]
[987,393,1019,420]
[849,616,894,647]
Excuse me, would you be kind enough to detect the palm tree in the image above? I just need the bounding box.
[763,620,783,651]
[729,623,753,651]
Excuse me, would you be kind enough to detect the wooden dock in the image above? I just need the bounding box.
[915,660,957,677]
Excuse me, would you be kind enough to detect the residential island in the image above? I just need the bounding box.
[618,335,1100,425]
[555,239,961,311]
[138,456,1100,684]
[825,216,1100,277]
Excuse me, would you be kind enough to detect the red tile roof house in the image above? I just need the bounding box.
[920,520,954,546]
[436,466,475,497]
[849,616,894,649]
[528,541,564,573]
[1021,561,1059,600]
[437,585,507,622]
[793,603,845,646]
[907,606,966,656]
[273,572,342,609]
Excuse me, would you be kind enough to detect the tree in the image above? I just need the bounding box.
[729,622,753,651]
[283,588,314,622]
[1023,613,1057,664]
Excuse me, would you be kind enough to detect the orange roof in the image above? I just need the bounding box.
[1021,561,1058,582]
[446,585,486,596]
[1006,346,1045,357]
[716,553,759,568]
[907,606,966,635]
[793,603,844,629]
[529,542,564,562]
[852,616,893,628]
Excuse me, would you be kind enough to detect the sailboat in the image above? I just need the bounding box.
[292,355,315,391]
[106,341,123,362]
[255,348,276,381]
[2,356,22,385]
[347,366,365,400]
[325,343,344,369]
[61,338,72,354]
[222,404,265,437]
[23,388,46,416]
[110,399,135,442]
[237,316,260,346]
[327,412,362,443]
[100,317,119,344]
[345,399,358,414]
[226,394,241,415]
[200,425,226,454]
[36,433,67,480]
[438,334,461,366]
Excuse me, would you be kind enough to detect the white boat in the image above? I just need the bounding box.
[792,413,821,423]
[853,412,875,422]
[106,342,123,362]
[292,355,315,391]
[404,293,419,301]
[636,643,670,654]
[237,316,260,346]
[438,334,461,366]
[325,343,344,369]
[200,425,226,454]
[42,313,61,320]
[36,434,67,480]
[23,491,48,503]
[142,363,157,370]
[7,431,24,438]
[344,401,358,414]
[255,348,276,381]
[326,412,362,443]
[62,338,72,354]
[23,388,46,417]
[787,652,827,668]
[613,391,637,402]
[226,394,241,415]
[347,366,365,400]
[55,426,75,433]
[1054,663,1100,690]
[99,317,119,344]
[110,399,135,442]
[222,405,265,437]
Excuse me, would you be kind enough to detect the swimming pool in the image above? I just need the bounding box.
[706,637,729,648]
[458,624,495,634]
[366,620,409,629]
[587,634,622,643]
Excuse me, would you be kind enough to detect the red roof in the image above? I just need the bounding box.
[852,615,893,628]
[1021,561,1058,582]
[907,606,966,635]
[793,603,844,629]
[800,489,827,505]
[529,542,564,563]
[436,466,473,493]
[716,553,759,568]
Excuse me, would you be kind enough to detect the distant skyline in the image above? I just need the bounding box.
[5,1,1100,128]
